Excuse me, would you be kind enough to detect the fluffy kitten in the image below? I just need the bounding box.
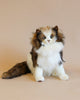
[2,26,69,82]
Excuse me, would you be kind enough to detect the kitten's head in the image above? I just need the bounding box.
[31,26,64,49]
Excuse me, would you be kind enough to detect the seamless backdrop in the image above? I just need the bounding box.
[0,0,80,100]
[0,0,80,68]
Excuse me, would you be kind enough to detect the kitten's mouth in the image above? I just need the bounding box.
[47,40,50,42]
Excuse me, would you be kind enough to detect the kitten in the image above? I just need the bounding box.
[2,26,69,82]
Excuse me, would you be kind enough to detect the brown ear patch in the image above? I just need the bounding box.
[31,30,46,49]
[31,32,41,49]
[56,32,65,44]
[52,26,65,44]
[52,26,58,34]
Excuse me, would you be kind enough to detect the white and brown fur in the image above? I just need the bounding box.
[2,26,69,82]
[27,26,69,81]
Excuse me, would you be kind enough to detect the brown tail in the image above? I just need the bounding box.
[2,61,31,79]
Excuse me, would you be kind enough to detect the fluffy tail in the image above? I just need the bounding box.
[2,61,31,79]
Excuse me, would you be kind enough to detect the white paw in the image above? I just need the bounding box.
[59,74,69,80]
[35,76,44,82]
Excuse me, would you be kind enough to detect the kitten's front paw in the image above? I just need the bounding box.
[35,76,44,82]
[59,74,69,80]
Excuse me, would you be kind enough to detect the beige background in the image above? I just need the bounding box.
[0,0,80,100]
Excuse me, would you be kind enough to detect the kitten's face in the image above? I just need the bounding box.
[32,26,64,49]
[37,26,57,46]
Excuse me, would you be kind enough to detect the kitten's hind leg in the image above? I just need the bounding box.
[2,61,31,79]
[52,64,69,80]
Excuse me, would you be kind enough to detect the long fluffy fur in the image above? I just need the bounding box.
[2,26,69,81]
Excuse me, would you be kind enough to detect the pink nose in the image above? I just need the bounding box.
[47,40,50,42]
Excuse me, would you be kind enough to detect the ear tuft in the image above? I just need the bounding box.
[52,25,58,33]
[36,29,41,34]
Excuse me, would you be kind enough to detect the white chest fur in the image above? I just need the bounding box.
[37,53,60,76]
[35,42,63,76]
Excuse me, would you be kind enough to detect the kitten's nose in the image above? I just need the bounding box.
[47,40,50,42]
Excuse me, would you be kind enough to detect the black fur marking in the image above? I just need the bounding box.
[58,61,62,65]
[36,30,42,44]
[2,61,31,79]
[60,51,65,62]
[36,29,41,34]
[30,47,38,67]
[52,25,58,35]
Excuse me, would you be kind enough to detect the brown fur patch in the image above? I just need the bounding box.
[30,47,38,67]
[2,61,31,79]
[52,26,65,44]
[56,32,65,44]
[31,28,46,49]
[38,33,46,42]
[31,32,41,49]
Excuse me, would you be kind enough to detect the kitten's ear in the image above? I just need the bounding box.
[36,29,41,35]
[52,25,58,33]
[31,29,41,49]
